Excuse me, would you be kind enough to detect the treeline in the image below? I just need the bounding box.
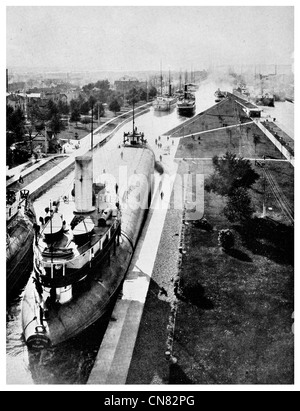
[7,79,157,167]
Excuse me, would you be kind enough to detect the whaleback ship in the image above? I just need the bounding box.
[22,117,155,350]
[6,188,36,297]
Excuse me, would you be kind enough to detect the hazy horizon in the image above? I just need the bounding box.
[6,6,294,73]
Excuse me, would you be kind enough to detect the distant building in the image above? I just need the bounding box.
[114,77,147,93]
[6,93,26,111]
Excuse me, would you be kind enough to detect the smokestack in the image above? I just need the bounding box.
[184,84,188,100]
[74,155,95,213]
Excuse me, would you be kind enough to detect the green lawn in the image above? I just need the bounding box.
[172,185,294,385]
[171,108,294,384]
[176,122,284,160]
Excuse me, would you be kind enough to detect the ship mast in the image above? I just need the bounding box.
[179,69,182,91]
[160,60,163,96]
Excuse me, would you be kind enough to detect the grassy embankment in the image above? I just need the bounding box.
[170,98,294,384]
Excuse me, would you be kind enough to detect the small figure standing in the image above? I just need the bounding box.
[161,191,164,201]
[19,175,24,184]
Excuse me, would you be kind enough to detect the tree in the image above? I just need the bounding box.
[109,99,121,114]
[45,100,59,120]
[126,88,140,105]
[45,101,64,137]
[57,100,70,116]
[46,113,65,137]
[94,102,105,120]
[80,101,90,115]
[206,152,260,196]
[70,99,81,126]
[27,101,45,123]
[148,86,157,99]
[224,187,254,223]
[218,229,235,251]
[6,105,26,142]
[88,95,97,109]
[82,80,112,103]
[139,88,147,101]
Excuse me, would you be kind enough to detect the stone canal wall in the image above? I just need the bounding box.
[254,120,294,167]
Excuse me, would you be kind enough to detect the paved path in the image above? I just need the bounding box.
[166,121,254,140]
[253,119,294,167]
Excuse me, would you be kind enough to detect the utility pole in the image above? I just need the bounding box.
[91,103,94,151]
[262,159,267,218]
[44,125,48,154]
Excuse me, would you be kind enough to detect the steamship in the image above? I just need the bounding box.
[177,84,196,116]
[214,88,227,103]
[153,94,177,112]
[153,71,177,112]
[22,110,155,350]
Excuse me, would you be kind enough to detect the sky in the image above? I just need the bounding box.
[6,4,294,73]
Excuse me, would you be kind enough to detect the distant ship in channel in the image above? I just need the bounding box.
[153,93,177,112]
[254,92,275,107]
[214,88,227,103]
[177,84,196,116]
[22,107,155,350]
[153,69,177,112]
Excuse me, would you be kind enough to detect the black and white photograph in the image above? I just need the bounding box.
[4,2,296,392]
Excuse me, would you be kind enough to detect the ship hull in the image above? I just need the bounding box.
[153,96,177,111]
[177,103,196,117]
[22,232,133,348]
[255,97,275,107]
[6,211,35,298]
[22,145,155,349]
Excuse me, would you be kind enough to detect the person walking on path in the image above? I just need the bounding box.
[160,191,164,201]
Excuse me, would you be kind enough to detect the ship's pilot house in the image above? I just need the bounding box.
[123,127,147,146]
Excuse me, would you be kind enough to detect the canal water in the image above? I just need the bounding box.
[6,81,218,385]
[6,79,294,385]
[262,101,294,139]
